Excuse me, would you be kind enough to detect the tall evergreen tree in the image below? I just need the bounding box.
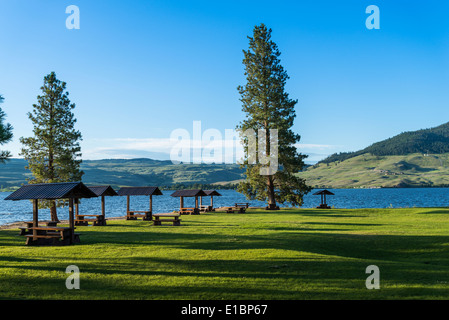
[0,95,13,163]
[237,24,311,208]
[20,72,83,221]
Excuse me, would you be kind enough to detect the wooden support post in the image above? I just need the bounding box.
[210,196,213,207]
[75,198,79,217]
[149,195,153,213]
[33,199,39,241]
[195,196,198,209]
[180,196,184,210]
[101,196,105,217]
[69,198,75,244]
[127,195,130,213]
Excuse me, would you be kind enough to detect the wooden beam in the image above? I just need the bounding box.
[127,195,130,213]
[149,195,153,212]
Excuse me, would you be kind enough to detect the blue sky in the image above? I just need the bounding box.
[0,0,448,163]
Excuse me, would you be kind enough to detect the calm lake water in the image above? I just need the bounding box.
[1,188,449,226]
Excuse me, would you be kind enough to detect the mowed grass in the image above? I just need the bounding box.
[1,208,449,300]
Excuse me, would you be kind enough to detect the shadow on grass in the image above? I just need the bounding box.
[2,214,449,299]
[68,227,449,266]
[417,210,449,215]
[1,253,448,299]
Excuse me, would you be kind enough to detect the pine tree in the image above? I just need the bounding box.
[0,95,13,163]
[20,72,83,221]
[236,24,311,208]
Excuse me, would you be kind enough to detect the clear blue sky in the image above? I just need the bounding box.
[0,0,448,163]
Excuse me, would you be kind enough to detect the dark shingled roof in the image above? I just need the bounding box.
[171,189,208,197]
[116,186,163,196]
[88,185,118,197]
[313,189,335,196]
[4,182,98,201]
[204,190,222,196]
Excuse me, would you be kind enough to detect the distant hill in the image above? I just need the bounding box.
[299,153,449,189]
[298,121,449,188]
[0,158,245,190]
[320,122,449,164]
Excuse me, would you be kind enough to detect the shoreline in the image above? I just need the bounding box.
[0,216,128,230]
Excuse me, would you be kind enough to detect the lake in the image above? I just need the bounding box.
[1,188,449,226]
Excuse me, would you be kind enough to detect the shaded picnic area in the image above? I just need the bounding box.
[4,182,98,246]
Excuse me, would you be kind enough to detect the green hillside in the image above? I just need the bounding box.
[321,122,449,164]
[0,158,244,190]
[299,153,449,189]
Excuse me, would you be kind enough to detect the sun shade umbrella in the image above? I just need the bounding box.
[313,189,335,209]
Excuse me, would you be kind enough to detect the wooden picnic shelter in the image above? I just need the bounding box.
[4,182,97,245]
[171,189,208,215]
[201,190,222,212]
[117,186,163,220]
[74,185,118,226]
[314,189,335,209]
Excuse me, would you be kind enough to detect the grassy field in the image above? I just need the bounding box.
[1,208,449,300]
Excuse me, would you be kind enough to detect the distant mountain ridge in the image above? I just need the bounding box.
[320,122,449,164]
[0,158,245,190]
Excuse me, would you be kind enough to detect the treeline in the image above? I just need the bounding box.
[320,122,449,164]
[158,183,239,191]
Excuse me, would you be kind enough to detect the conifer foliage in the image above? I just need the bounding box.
[20,72,83,221]
[0,95,13,163]
[237,24,311,208]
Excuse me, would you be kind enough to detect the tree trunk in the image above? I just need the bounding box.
[50,200,59,222]
[267,176,277,209]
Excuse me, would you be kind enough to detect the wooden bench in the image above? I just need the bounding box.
[153,213,181,226]
[235,203,250,209]
[126,211,152,221]
[75,215,107,226]
[24,227,80,246]
[179,207,199,215]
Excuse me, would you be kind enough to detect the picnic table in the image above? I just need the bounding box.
[23,226,79,246]
[215,206,246,213]
[179,207,200,215]
[152,213,181,226]
[235,203,250,209]
[75,214,107,226]
[19,221,59,235]
[126,211,152,221]
[199,205,211,212]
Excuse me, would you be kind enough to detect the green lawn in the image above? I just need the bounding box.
[1,208,449,300]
